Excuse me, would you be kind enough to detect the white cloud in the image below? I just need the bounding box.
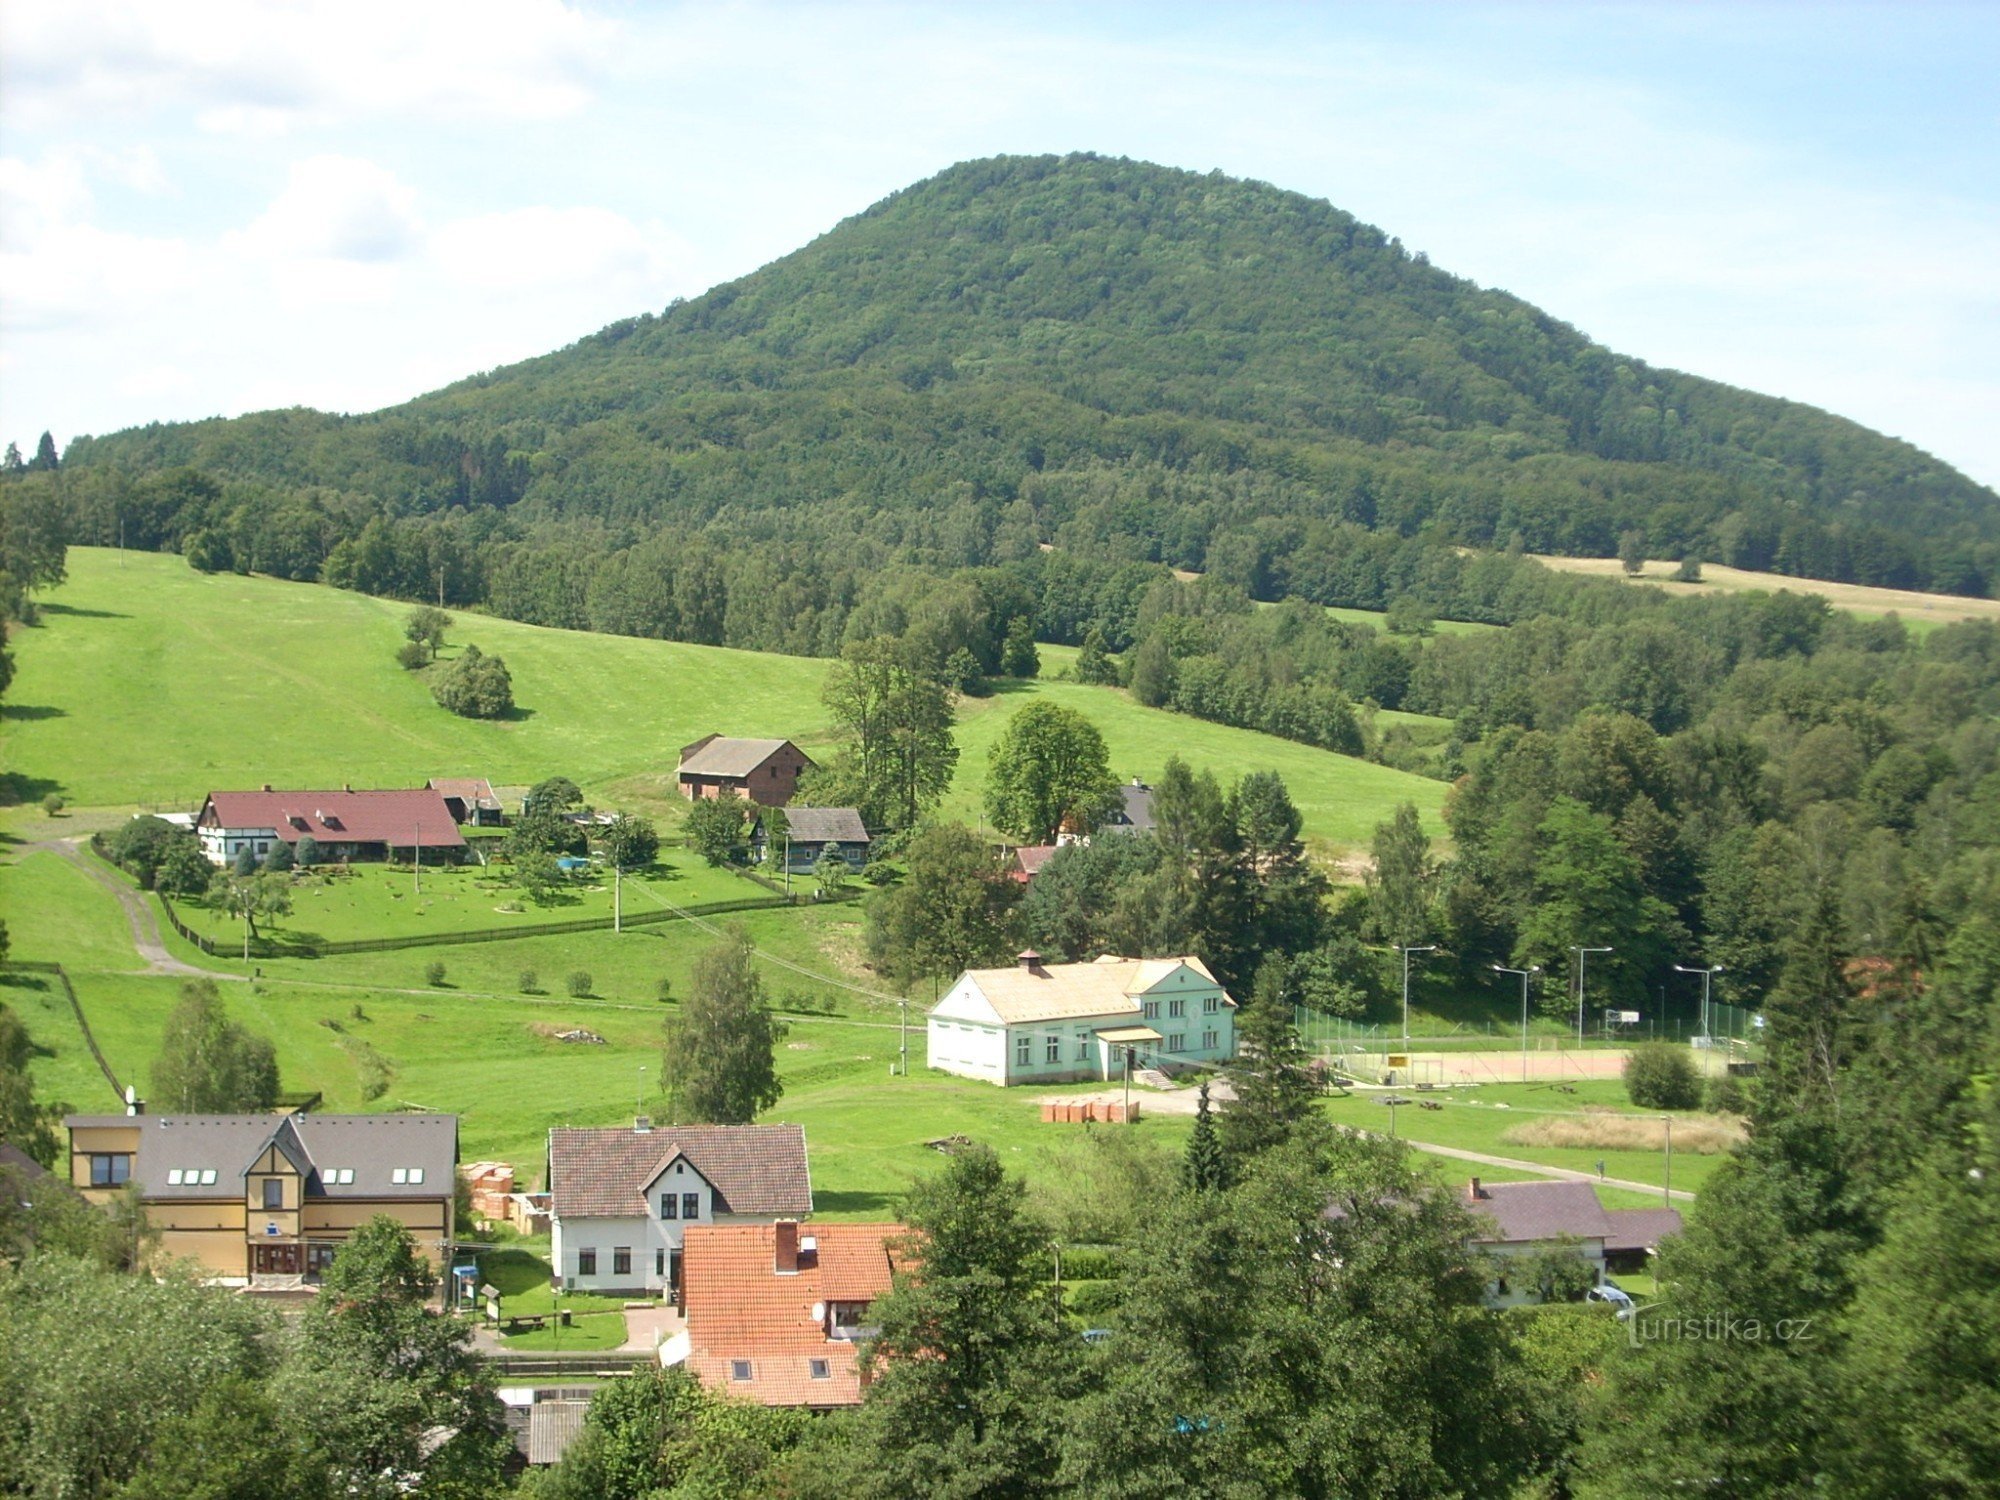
[230,154,420,263]
[0,0,614,133]
[430,205,678,293]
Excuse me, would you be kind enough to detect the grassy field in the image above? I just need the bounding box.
[1528,553,2000,633]
[166,846,758,947]
[2,548,1446,853]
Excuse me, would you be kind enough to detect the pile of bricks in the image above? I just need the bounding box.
[1039,1100,1140,1124]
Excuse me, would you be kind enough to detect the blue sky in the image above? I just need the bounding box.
[3,0,1995,487]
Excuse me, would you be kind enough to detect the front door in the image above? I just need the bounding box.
[254,1242,302,1275]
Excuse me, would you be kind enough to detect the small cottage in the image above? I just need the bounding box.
[676,736,817,807]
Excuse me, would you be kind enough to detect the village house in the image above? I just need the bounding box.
[1461,1178,1682,1306]
[667,1219,905,1409]
[1009,844,1058,884]
[754,806,871,873]
[63,1110,458,1284]
[426,777,507,826]
[927,952,1237,1085]
[546,1121,813,1298]
[195,786,466,866]
[676,735,816,806]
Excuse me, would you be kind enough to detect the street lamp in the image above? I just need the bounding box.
[1570,946,1612,1045]
[1672,963,1725,1047]
[1396,945,1435,1061]
[1493,964,1541,1083]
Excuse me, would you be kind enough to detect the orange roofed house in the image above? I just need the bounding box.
[669,1219,906,1408]
[675,735,815,806]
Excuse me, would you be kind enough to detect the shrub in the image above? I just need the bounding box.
[395,640,430,671]
[1624,1042,1703,1111]
[232,846,259,877]
[1066,1280,1123,1318]
[430,642,514,719]
[566,970,593,998]
[41,793,63,817]
[519,969,540,994]
[1705,1071,1749,1115]
[294,835,320,868]
[263,842,294,874]
[425,961,447,987]
[655,976,674,1004]
[1674,556,1704,583]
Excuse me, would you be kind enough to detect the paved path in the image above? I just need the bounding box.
[1360,1133,1694,1202]
[31,835,237,979]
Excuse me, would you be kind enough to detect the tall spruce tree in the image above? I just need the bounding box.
[1218,958,1321,1165]
[1182,1079,1228,1192]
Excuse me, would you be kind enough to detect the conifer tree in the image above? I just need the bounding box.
[1182,1079,1228,1192]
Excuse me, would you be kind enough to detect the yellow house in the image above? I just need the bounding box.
[64,1111,457,1283]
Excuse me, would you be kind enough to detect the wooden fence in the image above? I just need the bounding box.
[1,960,124,1103]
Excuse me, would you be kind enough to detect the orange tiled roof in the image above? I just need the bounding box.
[682,1222,908,1407]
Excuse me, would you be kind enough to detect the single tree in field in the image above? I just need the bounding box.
[682,797,746,867]
[811,635,959,829]
[1619,528,1648,576]
[149,980,281,1113]
[1001,616,1040,678]
[599,812,659,871]
[863,822,1018,987]
[1366,802,1435,948]
[984,700,1121,845]
[430,642,513,718]
[404,605,452,664]
[1074,626,1118,686]
[813,842,849,894]
[661,928,785,1124]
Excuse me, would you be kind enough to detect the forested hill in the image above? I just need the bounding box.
[58,153,2000,596]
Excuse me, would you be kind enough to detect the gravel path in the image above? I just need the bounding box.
[30,835,239,980]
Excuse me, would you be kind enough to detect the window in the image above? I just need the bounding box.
[1203,996,1220,1014]
[1076,1037,1091,1061]
[391,1168,406,1184]
[578,1249,597,1276]
[656,1249,665,1276]
[1202,1029,1218,1051]
[263,1179,283,1210]
[199,1169,217,1185]
[1169,998,1186,1018]
[1167,1033,1186,1054]
[660,1194,678,1220]
[809,1359,831,1380]
[682,1192,700,1220]
[166,1168,183,1186]
[408,1168,423,1184]
[730,1360,752,1381]
[1045,1034,1061,1064]
[331,1168,354,1185]
[1142,1001,1159,1020]
[613,1247,632,1277]
[88,1153,132,1187]
[1015,1034,1030,1067]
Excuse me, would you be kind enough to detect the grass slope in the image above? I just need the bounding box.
[2,549,1445,849]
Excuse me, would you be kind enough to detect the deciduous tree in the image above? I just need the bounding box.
[661,928,785,1124]
[984,701,1121,846]
[148,979,281,1112]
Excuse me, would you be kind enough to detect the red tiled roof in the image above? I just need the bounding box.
[547,1124,811,1220]
[682,1222,906,1407]
[200,789,465,850]
[1013,845,1058,881]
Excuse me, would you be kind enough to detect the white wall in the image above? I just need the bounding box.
[1480,1239,1608,1308]
[927,1016,1004,1082]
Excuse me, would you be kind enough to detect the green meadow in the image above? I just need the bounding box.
[1,548,1447,852]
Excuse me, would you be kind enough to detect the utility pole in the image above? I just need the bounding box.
[1493,964,1541,1083]
[614,861,623,933]
[1570,946,1611,1045]
[1663,1114,1673,1204]
[637,1065,646,1119]
[1396,945,1435,1062]
[897,999,909,1078]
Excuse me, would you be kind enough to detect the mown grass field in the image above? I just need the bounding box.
[2,548,1447,852]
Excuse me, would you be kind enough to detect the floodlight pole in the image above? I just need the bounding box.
[1672,963,1724,1046]
[1396,946,1435,1060]
[1570,946,1611,1045]
[1494,964,1541,1083]
[898,999,909,1077]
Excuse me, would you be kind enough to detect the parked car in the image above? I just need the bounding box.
[1587,1284,1636,1319]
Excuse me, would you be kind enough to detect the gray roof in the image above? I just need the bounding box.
[1465,1180,1612,1245]
[1605,1207,1684,1254]
[782,807,869,845]
[0,1141,51,1179]
[527,1402,588,1466]
[678,736,811,779]
[64,1113,458,1200]
[549,1123,812,1220]
[1105,781,1154,833]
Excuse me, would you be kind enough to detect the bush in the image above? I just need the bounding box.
[425,961,447,987]
[294,835,320,868]
[394,640,429,671]
[1624,1042,1703,1111]
[566,970,593,998]
[232,845,259,877]
[1066,1279,1124,1318]
[1705,1071,1749,1115]
[263,842,294,874]
[430,642,514,718]
[1674,556,1704,583]
[41,793,63,817]
[655,976,674,1004]
[519,969,540,994]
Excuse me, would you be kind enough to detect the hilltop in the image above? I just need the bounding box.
[56,154,1998,609]
[0,548,1445,850]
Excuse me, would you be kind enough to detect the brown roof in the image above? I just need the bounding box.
[682,1222,906,1407]
[526,1402,587,1465]
[1604,1207,1685,1254]
[677,737,813,779]
[199,789,466,850]
[1465,1179,1613,1245]
[0,1141,51,1179]
[1013,845,1059,879]
[547,1124,811,1220]
[943,954,1230,1026]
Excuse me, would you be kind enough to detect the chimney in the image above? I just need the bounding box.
[774,1219,800,1274]
[634,1116,651,1133]
[1467,1177,1483,1201]
[1017,949,1043,973]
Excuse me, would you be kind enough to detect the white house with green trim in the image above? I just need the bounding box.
[926,952,1236,1086]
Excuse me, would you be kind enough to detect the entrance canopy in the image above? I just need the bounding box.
[1096,1026,1163,1044]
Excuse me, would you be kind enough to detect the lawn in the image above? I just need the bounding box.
[165,846,758,948]
[2,549,1448,853]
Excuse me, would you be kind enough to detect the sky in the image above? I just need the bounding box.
[2,0,1996,487]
